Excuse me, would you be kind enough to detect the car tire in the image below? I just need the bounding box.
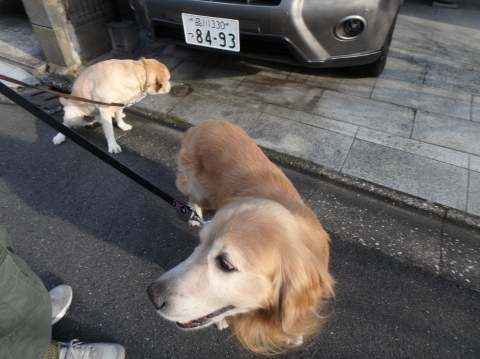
[348,18,396,78]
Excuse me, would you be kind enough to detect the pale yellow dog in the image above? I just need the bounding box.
[53,58,171,153]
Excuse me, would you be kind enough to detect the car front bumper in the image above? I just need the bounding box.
[130,0,402,68]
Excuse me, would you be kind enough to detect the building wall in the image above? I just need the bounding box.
[21,0,119,73]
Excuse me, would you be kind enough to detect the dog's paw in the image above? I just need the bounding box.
[52,133,66,145]
[108,143,122,154]
[215,318,229,330]
[118,123,132,131]
[285,336,303,346]
[188,219,201,227]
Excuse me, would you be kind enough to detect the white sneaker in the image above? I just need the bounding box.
[58,340,126,359]
[50,284,73,325]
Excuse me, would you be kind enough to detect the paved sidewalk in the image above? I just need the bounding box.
[122,0,480,218]
[0,61,40,87]
[0,0,479,288]
[0,0,45,71]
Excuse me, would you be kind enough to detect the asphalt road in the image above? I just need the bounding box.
[0,94,479,358]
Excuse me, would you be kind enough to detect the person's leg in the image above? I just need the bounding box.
[0,225,126,359]
[0,225,52,359]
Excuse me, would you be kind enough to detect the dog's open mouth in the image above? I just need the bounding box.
[176,305,235,329]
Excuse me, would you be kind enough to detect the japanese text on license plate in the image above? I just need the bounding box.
[182,13,240,52]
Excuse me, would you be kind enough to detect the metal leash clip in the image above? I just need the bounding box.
[173,200,209,227]
[190,214,209,227]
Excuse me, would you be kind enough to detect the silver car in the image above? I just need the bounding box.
[128,0,403,77]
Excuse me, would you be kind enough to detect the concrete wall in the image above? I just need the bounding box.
[21,0,113,73]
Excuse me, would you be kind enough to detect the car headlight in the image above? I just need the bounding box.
[334,16,367,40]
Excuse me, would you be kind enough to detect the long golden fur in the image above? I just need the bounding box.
[147,120,334,355]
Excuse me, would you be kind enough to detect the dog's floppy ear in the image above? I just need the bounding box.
[155,63,170,93]
[141,58,170,94]
[276,237,334,335]
[228,225,334,354]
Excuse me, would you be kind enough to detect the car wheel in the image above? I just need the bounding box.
[349,18,396,78]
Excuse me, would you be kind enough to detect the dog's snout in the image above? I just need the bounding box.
[163,81,171,94]
[147,281,167,310]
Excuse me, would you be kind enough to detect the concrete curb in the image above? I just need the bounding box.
[39,74,480,291]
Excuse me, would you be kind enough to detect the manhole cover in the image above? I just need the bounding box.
[170,83,194,97]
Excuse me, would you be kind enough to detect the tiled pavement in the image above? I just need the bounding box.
[116,0,480,218]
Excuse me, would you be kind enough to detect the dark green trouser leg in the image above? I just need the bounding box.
[0,225,52,359]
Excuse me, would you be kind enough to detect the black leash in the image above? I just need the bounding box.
[0,81,207,226]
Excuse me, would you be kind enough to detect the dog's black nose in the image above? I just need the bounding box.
[147,282,166,310]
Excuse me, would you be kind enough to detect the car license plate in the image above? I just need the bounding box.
[182,13,240,52]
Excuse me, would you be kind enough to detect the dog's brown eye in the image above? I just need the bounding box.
[218,255,235,272]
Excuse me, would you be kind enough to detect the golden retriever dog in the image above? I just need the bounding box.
[147,120,334,355]
[53,58,171,153]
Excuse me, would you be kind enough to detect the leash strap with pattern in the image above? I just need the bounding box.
[0,80,207,226]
